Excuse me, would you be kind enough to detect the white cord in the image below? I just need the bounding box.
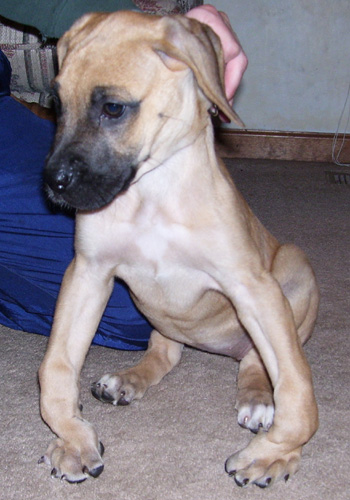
[332,82,350,167]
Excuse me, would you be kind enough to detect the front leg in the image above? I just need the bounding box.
[222,269,318,487]
[38,256,114,482]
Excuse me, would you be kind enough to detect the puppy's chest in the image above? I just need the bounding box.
[118,222,207,283]
[99,218,216,311]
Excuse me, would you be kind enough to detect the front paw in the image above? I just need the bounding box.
[39,435,104,483]
[91,371,147,406]
[225,432,301,488]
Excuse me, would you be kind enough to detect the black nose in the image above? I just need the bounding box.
[44,151,78,195]
[48,168,74,194]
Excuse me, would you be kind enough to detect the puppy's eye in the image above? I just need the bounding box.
[102,103,126,119]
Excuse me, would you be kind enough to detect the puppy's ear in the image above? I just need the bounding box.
[153,15,244,127]
[57,12,108,67]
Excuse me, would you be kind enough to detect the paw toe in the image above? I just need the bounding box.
[91,373,141,405]
[237,403,274,433]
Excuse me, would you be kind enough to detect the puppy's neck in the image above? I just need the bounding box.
[134,122,219,193]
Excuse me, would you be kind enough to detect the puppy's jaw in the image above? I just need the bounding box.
[44,149,138,211]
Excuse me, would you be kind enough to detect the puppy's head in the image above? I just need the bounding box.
[45,11,243,211]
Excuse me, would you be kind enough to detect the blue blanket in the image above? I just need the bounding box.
[0,50,151,349]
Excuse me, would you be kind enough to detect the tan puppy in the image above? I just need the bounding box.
[39,11,319,487]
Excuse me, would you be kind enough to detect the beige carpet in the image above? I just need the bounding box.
[1,159,349,500]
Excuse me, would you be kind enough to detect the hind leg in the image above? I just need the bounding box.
[273,244,319,344]
[91,330,183,405]
[236,348,274,433]
[236,243,319,433]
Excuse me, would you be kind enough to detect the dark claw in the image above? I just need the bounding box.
[117,395,130,406]
[250,422,264,434]
[91,382,115,403]
[51,468,58,478]
[99,441,105,457]
[235,477,249,487]
[284,474,290,482]
[38,456,45,464]
[84,464,104,478]
[256,477,272,488]
[65,475,87,484]
[117,390,130,406]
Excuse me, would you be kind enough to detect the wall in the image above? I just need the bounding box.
[211,0,350,133]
